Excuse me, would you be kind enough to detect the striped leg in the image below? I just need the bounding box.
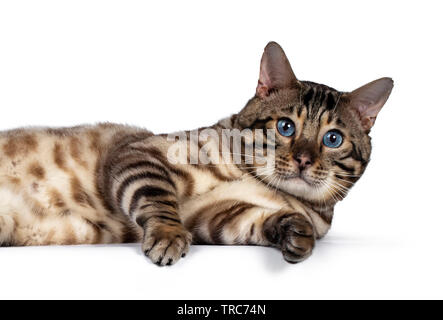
[185,201,315,263]
[108,146,193,266]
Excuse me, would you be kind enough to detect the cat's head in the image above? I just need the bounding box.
[235,42,393,204]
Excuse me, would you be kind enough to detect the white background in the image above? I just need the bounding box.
[0,0,441,299]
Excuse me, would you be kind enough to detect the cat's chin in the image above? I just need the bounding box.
[288,176,311,186]
[275,176,326,202]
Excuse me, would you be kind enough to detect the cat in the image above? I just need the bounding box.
[0,42,393,266]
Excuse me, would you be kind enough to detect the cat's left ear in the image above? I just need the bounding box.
[346,77,394,133]
[256,42,298,98]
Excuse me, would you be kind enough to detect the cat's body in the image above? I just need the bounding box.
[0,42,393,265]
[0,122,329,247]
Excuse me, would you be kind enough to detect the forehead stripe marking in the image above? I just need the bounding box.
[303,87,314,107]
[326,92,336,110]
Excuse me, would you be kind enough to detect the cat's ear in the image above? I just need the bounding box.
[256,42,298,98]
[346,77,394,132]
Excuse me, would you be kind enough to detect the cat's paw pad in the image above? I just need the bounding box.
[142,226,192,266]
[280,214,315,263]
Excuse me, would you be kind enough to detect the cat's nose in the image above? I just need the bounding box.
[294,153,312,171]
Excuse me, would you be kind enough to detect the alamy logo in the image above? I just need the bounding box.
[166,128,276,170]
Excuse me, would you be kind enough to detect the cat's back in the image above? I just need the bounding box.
[0,123,151,246]
[0,123,148,183]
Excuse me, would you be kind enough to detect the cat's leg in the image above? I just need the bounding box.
[0,214,15,245]
[106,144,193,266]
[185,203,315,263]
[135,197,192,266]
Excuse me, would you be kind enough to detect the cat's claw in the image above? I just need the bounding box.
[142,227,192,266]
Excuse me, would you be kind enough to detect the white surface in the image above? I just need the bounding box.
[0,0,442,299]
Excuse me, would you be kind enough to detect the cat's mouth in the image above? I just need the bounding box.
[271,171,332,201]
[278,172,323,187]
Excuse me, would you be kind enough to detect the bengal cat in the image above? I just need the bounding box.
[0,42,393,266]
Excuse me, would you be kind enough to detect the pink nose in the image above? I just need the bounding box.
[294,153,312,170]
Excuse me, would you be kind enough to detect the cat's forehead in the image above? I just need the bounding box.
[261,82,342,115]
[263,82,343,124]
[240,82,350,131]
[298,81,342,118]
[267,82,351,135]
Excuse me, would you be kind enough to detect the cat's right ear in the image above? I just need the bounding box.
[345,77,394,133]
[256,42,298,98]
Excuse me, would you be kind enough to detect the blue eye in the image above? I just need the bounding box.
[277,118,295,137]
[323,131,343,148]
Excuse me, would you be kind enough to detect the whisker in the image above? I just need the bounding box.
[334,176,356,185]
[320,180,339,203]
[321,180,345,202]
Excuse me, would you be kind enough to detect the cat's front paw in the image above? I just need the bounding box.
[142,225,192,266]
[264,212,315,264]
[280,215,315,263]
